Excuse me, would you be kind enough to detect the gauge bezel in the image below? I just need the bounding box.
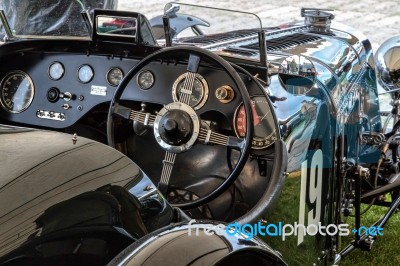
[172,72,209,110]
[233,96,276,149]
[48,61,65,81]
[106,67,124,87]
[136,70,155,90]
[77,64,94,84]
[0,70,35,114]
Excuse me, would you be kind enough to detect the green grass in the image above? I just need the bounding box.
[341,203,400,266]
[263,174,400,265]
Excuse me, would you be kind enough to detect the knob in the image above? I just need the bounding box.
[47,87,60,103]
[164,119,179,134]
[215,85,235,103]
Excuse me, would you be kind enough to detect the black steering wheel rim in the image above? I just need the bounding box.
[107,45,253,209]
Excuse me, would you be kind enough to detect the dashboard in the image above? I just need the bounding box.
[0,52,140,128]
[0,42,278,150]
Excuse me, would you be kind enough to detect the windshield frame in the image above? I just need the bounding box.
[165,2,267,67]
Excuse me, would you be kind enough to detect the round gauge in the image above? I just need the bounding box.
[137,70,155,90]
[107,67,124,87]
[77,64,94,83]
[234,96,276,149]
[172,73,209,110]
[48,62,64,80]
[0,71,34,113]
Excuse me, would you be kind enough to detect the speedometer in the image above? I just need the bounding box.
[0,71,34,113]
[234,96,276,149]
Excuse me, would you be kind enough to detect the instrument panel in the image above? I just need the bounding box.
[0,52,141,128]
[0,50,278,150]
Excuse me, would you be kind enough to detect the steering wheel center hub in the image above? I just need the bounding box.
[154,102,200,153]
[159,109,193,145]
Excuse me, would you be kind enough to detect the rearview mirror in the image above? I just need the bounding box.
[96,16,137,37]
[92,9,156,45]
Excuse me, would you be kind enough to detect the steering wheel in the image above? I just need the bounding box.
[107,46,253,209]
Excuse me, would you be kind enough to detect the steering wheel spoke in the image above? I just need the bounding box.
[113,104,156,126]
[158,151,177,195]
[177,54,201,105]
[198,127,245,150]
[178,71,197,105]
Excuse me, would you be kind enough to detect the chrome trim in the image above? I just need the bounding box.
[0,10,14,41]
[36,110,66,121]
[375,35,400,90]
[153,102,200,153]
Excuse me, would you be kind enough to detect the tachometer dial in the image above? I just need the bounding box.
[107,67,124,86]
[234,96,276,149]
[172,73,208,110]
[48,62,64,80]
[0,71,34,113]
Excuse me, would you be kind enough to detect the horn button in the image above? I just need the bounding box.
[154,102,200,153]
[159,109,193,145]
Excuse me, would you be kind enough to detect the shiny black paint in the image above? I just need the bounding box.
[0,125,285,265]
[0,125,173,262]
[108,222,286,266]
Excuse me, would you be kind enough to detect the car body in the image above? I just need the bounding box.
[0,124,287,265]
[0,1,399,265]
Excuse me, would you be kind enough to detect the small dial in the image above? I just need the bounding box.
[48,62,64,80]
[137,70,155,90]
[172,73,209,110]
[0,71,34,113]
[234,96,276,149]
[78,64,94,83]
[107,67,124,86]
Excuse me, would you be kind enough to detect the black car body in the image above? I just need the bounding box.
[0,2,399,265]
[0,125,285,265]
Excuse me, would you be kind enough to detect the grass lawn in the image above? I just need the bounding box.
[341,203,400,266]
[264,174,400,265]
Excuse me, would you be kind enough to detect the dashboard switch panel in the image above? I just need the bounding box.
[36,110,66,121]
